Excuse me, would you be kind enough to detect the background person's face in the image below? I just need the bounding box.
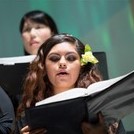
[22,20,53,55]
[45,42,81,94]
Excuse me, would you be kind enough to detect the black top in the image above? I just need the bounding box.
[0,86,15,134]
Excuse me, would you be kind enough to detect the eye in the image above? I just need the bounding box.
[49,55,60,62]
[66,55,77,62]
[23,27,31,33]
[35,25,42,29]
[35,24,46,29]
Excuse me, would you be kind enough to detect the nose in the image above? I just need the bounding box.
[30,28,38,36]
[59,57,67,68]
[59,63,66,68]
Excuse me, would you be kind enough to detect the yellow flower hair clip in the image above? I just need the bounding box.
[81,44,99,66]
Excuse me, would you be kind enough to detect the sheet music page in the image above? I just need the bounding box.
[0,55,36,65]
[86,70,133,95]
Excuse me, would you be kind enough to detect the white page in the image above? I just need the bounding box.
[0,55,36,65]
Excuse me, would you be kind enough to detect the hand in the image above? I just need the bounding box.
[81,112,107,134]
[20,125,47,134]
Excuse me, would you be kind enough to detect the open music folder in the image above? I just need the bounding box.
[25,70,134,134]
[0,55,36,95]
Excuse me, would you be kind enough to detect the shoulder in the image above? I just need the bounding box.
[0,86,13,105]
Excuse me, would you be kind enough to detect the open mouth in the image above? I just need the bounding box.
[57,72,68,76]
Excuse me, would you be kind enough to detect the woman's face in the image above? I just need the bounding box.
[45,42,81,94]
[22,20,53,55]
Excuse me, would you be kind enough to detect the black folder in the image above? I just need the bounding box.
[25,70,134,134]
[25,97,87,134]
[0,55,35,95]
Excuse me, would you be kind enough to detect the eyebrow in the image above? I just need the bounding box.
[47,51,78,57]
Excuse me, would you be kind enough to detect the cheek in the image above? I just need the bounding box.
[45,63,56,81]
[40,29,52,40]
[73,67,80,78]
[47,67,53,76]
[22,34,29,44]
[70,63,81,80]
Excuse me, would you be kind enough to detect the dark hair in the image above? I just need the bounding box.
[19,10,58,34]
[17,33,102,117]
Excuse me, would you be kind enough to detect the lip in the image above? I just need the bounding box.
[56,70,69,76]
[30,40,39,46]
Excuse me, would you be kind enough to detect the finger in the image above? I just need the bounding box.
[20,125,30,134]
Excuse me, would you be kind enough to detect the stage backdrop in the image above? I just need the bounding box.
[0,0,134,132]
